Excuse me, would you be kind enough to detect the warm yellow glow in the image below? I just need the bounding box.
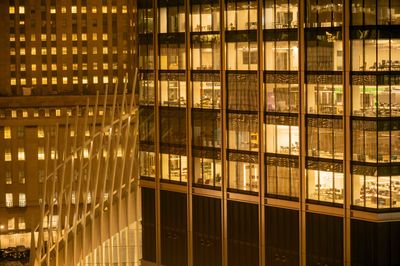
[31,34,35,41]
[41,47,47,55]
[112,6,117,13]
[37,127,45,138]
[41,34,46,41]
[103,47,108,54]
[32,78,37,85]
[63,77,68,84]
[82,33,87,41]
[73,64,78,70]
[10,48,16,55]
[38,147,45,160]
[73,47,78,54]
[52,77,57,84]
[93,76,98,84]
[61,6,67,13]
[31,47,36,55]
[92,7,97,13]
[9,7,15,14]
[19,34,25,41]
[103,63,108,70]
[73,76,78,84]
[56,109,61,117]
[72,34,78,41]
[92,33,97,41]
[21,78,26,85]
[20,64,26,71]
[31,64,37,71]
[62,47,67,55]
[19,6,25,14]
[11,78,16,86]
[102,34,108,40]
[42,64,47,70]
[5,148,12,161]
[71,6,77,13]
[102,6,107,13]
[103,76,109,83]
[50,7,56,14]
[4,127,11,139]
[122,5,128,13]
[18,148,25,161]
[51,34,56,41]
[93,47,98,54]
[22,110,28,118]
[11,110,17,118]
[62,34,67,41]
[51,64,57,70]
[51,47,57,55]
[42,77,48,85]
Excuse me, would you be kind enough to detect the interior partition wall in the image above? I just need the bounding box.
[138,0,400,265]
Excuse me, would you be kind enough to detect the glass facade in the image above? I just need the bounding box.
[138,0,400,211]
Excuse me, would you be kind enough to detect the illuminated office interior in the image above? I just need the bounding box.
[138,0,400,265]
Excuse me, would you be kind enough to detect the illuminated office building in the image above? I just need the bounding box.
[138,1,400,265]
[0,0,135,249]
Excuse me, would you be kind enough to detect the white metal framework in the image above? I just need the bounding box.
[32,70,140,265]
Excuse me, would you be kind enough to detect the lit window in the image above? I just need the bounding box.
[122,5,128,13]
[85,129,90,136]
[103,76,109,83]
[22,110,28,118]
[81,6,87,13]
[20,48,26,55]
[41,34,46,41]
[62,34,67,41]
[8,217,14,230]
[117,145,123,157]
[73,76,78,84]
[51,148,57,160]
[112,6,117,13]
[51,34,56,41]
[102,34,108,40]
[71,6,77,13]
[38,147,45,160]
[73,64,78,70]
[34,110,39,117]
[50,7,56,14]
[82,33,87,41]
[19,20,25,25]
[102,47,108,54]
[37,127,44,138]
[52,77,57,84]
[21,78,26,85]
[20,64,26,71]
[42,77,48,85]
[10,48,16,55]
[83,148,89,158]
[62,64,67,70]
[70,129,75,137]
[41,47,47,55]
[62,77,68,84]
[93,47,97,54]
[19,6,25,14]
[92,7,97,13]
[51,47,56,55]
[32,78,37,85]
[4,127,11,139]
[19,193,26,207]
[11,78,16,86]
[92,33,97,40]
[72,47,78,54]
[31,64,36,71]
[5,149,12,161]
[11,110,17,118]
[61,6,67,13]
[51,64,57,70]
[18,148,25,161]
[82,47,87,54]
[83,77,88,84]
[93,76,98,84]
[72,34,77,41]
[9,6,15,14]
[18,217,26,230]
[56,109,61,116]
[31,34,36,41]
[5,171,12,184]
[103,63,108,70]
[19,34,25,41]
[93,62,98,70]
[102,6,107,13]
[62,47,67,54]
[6,194,13,207]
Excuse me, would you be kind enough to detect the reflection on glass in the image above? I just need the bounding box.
[265,0,298,29]
[306,0,342,27]
[352,0,400,25]
[228,113,259,152]
[266,156,299,198]
[161,154,187,183]
[192,34,220,70]
[194,157,222,187]
[226,0,257,31]
[139,77,155,106]
[138,8,153,33]
[307,169,344,204]
[140,151,155,178]
[192,4,220,32]
[227,42,258,70]
[229,161,259,192]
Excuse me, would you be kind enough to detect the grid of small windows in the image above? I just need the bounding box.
[7,1,131,96]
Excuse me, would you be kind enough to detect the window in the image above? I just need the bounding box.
[226,0,257,30]
[140,151,156,178]
[192,73,221,109]
[19,193,26,207]
[266,155,299,198]
[19,6,25,14]
[19,170,25,184]
[5,171,12,184]
[18,217,26,230]
[192,34,220,70]
[4,126,11,139]
[8,218,15,230]
[18,148,25,161]
[38,147,45,160]
[5,148,12,161]
[6,193,13,207]
[228,155,259,193]
[159,5,185,33]
[191,3,220,32]
[161,153,188,183]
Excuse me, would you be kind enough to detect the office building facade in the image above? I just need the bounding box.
[138,0,400,265]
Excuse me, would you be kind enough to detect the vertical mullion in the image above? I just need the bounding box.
[298,0,307,264]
